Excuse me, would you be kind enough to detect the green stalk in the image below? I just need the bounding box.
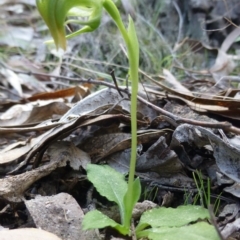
[103,0,139,228]
[36,0,139,231]
[126,35,138,216]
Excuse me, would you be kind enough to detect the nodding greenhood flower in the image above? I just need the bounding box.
[36,0,103,50]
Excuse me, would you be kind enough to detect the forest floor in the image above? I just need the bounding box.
[1,0,240,239]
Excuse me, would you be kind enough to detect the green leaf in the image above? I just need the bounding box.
[82,210,129,235]
[138,222,220,240]
[123,177,141,228]
[136,205,210,232]
[86,164,127,219]
[127,16,139,71]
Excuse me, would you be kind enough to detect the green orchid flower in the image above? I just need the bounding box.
[36,0,103,50]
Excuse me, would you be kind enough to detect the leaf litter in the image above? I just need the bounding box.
[1,1,240,240]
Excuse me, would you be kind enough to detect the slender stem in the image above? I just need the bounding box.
[103,0,139,229]
[127,57,138,214]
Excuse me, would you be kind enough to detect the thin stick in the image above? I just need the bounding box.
[110,69,123,97]
[3,65,240,134]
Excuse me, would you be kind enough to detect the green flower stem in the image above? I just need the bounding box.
[103,0,139,228]
[36,0,139,231]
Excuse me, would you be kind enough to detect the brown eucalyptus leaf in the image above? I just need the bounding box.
[153,90,240,120]
[23,102,70,124]
[218,203,239,225]
[106,148,131,174]
[0,104,127,134]
[164,101,217,124]
[81,132,131,160]
[210,50,235,82]
[60,87,157,122]
[6,114,133,173]
[221,217,240,239]
[147,81,240,108]
[81,129,170,162]
[0,103,33,126]
[0,121,62,134]
[228,135,240,149]
[0,101,69,127]
[210,27,240,82]
[163,69,193,95]
[27,85,89,101]
[171,124,240,197]
[0,130,50,166]
[0,153,69,202]
[0,87,148,170]
[60,87,131,122]
[47,141,91,170]
[136,136,183,174]
[224,183,240,199]
[140,171,195,189]
[0,100,128,167]
[0,68,23,97]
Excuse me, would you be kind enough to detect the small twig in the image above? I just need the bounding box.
[3,65,240,135]
[110,69,123,97]
[107,97,129,114]
[157,115,178,128]
[208,205,225,240]
[136,95,234,131]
